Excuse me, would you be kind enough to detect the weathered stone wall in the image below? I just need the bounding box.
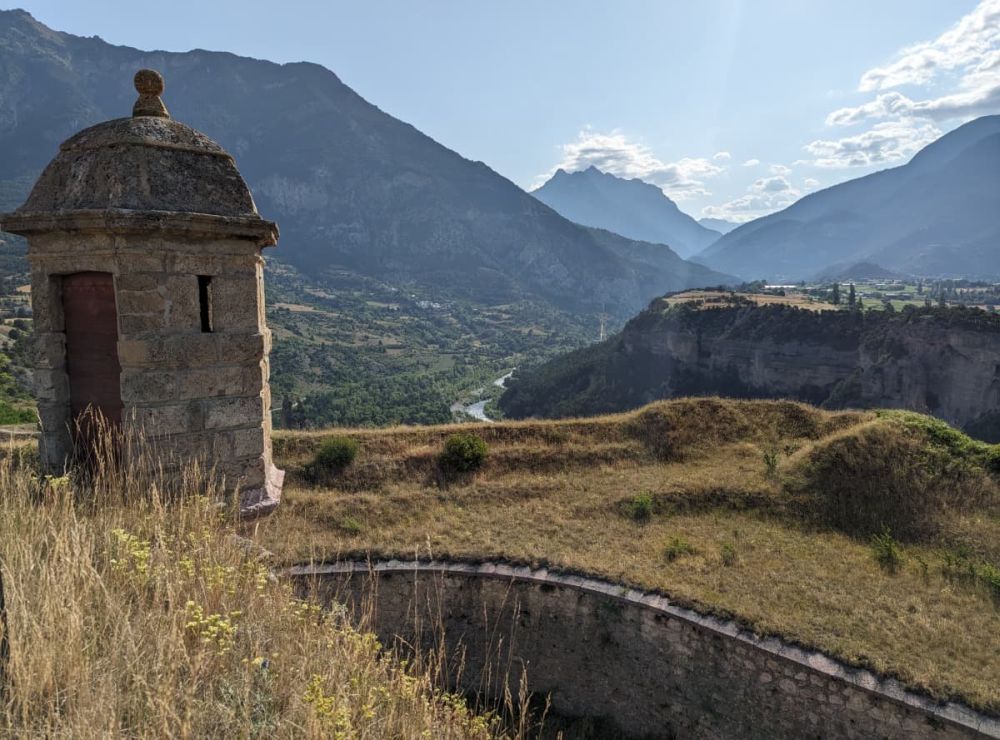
[26,225,278,499]
[294,561,999,740]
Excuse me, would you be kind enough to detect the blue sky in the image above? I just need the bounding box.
[7,0,998,222]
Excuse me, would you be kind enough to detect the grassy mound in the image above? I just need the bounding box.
[626,397,867,459]
[786,413,998,540]
[0,454,499,738]
[262,397,1000,713]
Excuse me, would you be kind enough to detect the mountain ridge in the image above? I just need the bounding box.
[698,217,739,235]
[532,166,722,258]
[696,116,1000,280]
[0,8,729,319]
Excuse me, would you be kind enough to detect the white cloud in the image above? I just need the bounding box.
[751,175,793,193]
[858,0,1000,92]
[742,158,760,167]
[827,85,1000,126]
[713,151,732,160]
[833,0,1000,126]
[701,175,801,221]
[768,164,792,175]
[803,177,821,190]
[803,121,941,168]
[825,91,914,126]
[809,1,1000,169]
[536,129,726,199]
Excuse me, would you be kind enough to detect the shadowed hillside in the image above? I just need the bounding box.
[696,116,1000,280]
[0,9,728,319]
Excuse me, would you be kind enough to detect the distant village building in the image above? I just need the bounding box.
[0,70,283,516]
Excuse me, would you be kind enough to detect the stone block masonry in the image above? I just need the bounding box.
[0,70,285,516]
[294,560,1000,740]
[23,233,281,504]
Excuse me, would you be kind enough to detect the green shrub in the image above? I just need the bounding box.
[439,433,488,474]
[719,542,738,567]
[627,491,654,522]
[0,401,35,425]
[339,516,363,536]
[986,445,1000,474]
[979,563,1000,601]
[871,528,903,573]
[663,536,695,562]
[762,447,779,479]
[942,549,1000,601]
[311,437,360,479]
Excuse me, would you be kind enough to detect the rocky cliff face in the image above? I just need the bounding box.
[500,300,1000,439]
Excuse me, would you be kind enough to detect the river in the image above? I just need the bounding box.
[451,369,515,422]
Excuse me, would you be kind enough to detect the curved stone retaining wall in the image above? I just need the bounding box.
[289,560,999,740]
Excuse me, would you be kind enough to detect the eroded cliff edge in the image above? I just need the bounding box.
[500,296,1000,440]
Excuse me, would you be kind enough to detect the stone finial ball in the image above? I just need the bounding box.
[134,69,164,97]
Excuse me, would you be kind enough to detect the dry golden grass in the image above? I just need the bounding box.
[661,289,835,311]
[0,445,504,738]
[258,398,1000,714]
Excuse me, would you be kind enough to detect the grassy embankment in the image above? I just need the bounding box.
[259,398,1000,714]
[0,439,507,738]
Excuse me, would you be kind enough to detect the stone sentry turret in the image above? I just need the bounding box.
[0,70,283,516]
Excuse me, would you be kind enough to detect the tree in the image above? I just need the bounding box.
[848,283,856,309]
[917,279,923,295]
[831,283,841,305]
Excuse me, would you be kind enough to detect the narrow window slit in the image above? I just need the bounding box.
[197,275,213,333]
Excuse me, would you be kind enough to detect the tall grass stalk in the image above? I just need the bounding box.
[0,428,502,738]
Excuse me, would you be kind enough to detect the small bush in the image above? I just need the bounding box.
[762,447,779,479]
[942,549,1000,601]
[719,542,738,567]
[663,536,695,562]
[0,401,36,425]
[979,563,1000,601]
[871,528,903,573]
[627,491,654,522]
[439,433,488,474]
[339,516,363,536]
[987,445,1000,475]
[311,437,359,479]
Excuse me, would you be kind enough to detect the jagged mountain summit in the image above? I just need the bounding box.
[698,217,740,235]
[532,166,722,258]
[696,116,1000,281]
[0,9,728,319]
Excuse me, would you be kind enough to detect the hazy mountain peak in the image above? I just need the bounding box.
[698,217,740,235]
[532,166,721,258]
[697,115,1000,281]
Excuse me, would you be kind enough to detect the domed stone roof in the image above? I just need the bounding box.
[3,70,275,242]
[18,115,259,217]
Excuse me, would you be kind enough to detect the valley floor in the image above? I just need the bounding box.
[257,398,1000,714]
